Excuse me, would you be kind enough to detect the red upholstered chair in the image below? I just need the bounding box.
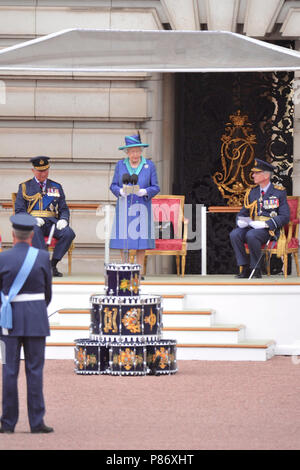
[12,192,74,275]
[245,196,300,278]
[44,235,74,275]
[144,195,188,276]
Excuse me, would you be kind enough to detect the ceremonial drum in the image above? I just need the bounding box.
[104,263,141,296]
[73,261,178,377]
[108,341,148,376]
[90,294,162,341]
[146,340,178,375]
[74,339,109,375]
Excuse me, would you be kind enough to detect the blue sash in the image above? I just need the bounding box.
[0,246,39,331]
[30,180,60,212]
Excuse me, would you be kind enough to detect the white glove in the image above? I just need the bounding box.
[237,219,248,228]
[119,188,126,197]
[56,219,68,230]
[137,188,147,197]
[249,221,268,229]
[36,217,45,227]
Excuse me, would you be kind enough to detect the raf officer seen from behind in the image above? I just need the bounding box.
[230,158,290,278]
[0,214,53,434]
[15,156,75,277]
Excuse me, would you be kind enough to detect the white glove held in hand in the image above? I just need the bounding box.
[137,189,147,197]
[237,219,248,228]
[249,221,268,229]
[56,219,68,230]
[120,188,126,197]
[36,217,45,227]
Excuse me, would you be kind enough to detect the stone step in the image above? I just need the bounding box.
[56,308,215,327]
[48,292,186,322]
[49,323,245,344]
[45,339,276,361]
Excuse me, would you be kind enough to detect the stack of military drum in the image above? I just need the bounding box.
[74,263,177,376]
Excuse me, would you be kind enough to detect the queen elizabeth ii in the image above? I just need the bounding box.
[109,134,160,273]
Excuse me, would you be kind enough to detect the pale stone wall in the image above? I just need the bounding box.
[0,4,162,38]
[0,1,169,274]
[0,70,167,274]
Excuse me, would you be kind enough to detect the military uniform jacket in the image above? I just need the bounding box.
[238,183,290,233]
[15,178,70,223]
[0,243,52,336]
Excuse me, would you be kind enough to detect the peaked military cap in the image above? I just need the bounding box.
[10,213,36,231]
[30,156,50,170]
[251,158,274,173]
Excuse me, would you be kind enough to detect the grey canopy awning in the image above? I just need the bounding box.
[0,29,300,73]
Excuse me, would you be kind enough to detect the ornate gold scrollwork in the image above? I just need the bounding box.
[213,110,257,206]
[103,307,118,333]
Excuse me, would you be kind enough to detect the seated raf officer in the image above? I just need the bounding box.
[229,158,290,278]
[15,156,75,277]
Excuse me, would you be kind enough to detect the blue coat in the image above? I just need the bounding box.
[0,243,52,336]
[238,183,290,234]
[110,159,160,250]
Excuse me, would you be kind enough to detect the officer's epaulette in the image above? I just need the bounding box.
[273,184,285,191]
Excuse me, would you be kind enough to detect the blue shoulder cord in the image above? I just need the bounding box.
[0,246,39,331]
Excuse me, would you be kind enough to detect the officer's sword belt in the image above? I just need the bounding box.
[254,216,271,221]
[30,210,56,217]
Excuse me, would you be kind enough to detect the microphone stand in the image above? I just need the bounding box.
[121,174,130,264]
[121,174,140,264]
[127,174,139,264]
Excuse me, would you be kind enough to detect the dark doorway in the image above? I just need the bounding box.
[173,71,294,274]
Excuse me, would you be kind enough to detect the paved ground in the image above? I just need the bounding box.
[0,357,300,450]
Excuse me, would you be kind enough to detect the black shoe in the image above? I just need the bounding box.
[235,266,250,279]
[31,424,54,434]
[52,266,63,277]
[252,268,262,279]
[0,426,14,434]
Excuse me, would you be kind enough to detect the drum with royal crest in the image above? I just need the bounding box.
[90,294,162,341]
[104,263,141,296]
[146,339,177,375]
[108,340,148,375]
[74,338,109,375]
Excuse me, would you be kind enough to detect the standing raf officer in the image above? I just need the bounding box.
[0,214,53,434]
[15,156,75,277]
[230,158,290,278]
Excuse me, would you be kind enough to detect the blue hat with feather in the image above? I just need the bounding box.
[118,133,149,150]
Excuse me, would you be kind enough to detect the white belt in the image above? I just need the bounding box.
[11,293,45,302]
[1,293,45,335]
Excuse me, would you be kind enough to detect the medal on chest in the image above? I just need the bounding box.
[263,197,279,210]
[47,187,60,198]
